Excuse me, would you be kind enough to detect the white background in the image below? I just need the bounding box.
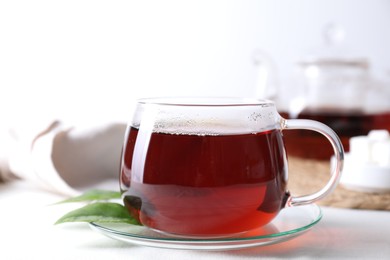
[1,0,389,125]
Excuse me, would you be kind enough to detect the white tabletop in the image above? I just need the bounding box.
[1,180,390,260]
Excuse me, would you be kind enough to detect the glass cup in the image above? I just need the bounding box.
[120,97,344,238]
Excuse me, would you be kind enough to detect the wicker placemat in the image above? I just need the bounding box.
[288,157,390,210]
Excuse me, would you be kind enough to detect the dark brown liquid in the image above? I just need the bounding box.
[280,109,390,160]
[120,127,288,237]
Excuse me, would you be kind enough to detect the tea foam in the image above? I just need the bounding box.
[132,105,279,136]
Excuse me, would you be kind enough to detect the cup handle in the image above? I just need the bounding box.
[282,119,344,207]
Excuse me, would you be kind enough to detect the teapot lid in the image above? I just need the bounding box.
[298,57,369,68]
[298,23,370,69]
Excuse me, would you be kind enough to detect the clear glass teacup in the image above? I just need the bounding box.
[120,97,343,238]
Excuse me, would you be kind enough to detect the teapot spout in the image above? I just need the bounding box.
[253,50,279,100]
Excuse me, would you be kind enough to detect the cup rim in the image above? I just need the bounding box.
[137,97,274,107]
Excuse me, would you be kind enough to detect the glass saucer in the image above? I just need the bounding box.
[89,204,322,250]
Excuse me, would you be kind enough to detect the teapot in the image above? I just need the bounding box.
[254,25,390,159]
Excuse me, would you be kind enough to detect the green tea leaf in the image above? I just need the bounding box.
[56,189,121,204]
[55,202,140,225]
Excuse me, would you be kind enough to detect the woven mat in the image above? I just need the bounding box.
[288,157,390,210]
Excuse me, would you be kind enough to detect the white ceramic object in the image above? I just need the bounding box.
[337,130,390,193]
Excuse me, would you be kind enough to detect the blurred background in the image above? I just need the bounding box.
[1,0,389,126]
